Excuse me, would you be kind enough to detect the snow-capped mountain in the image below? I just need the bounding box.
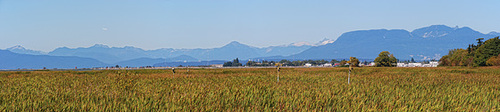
[289,38,335,47]
[315,38,335,46]
[6,45,46,55]
[290,42,314,47]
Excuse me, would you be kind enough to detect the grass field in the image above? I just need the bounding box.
[0,67,499,111]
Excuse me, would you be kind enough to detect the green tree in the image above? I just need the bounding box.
[348,57,360,67]
[440,49,473,66]
[246,61,257,66]
[439,55,450,66]
[374,51,397,67]
[223,58,242,67]
[339,60,347,66]
[486,54,500,66]
[223,61,233,67]
[474,37,500,66]
[232,58,242,66]
[279,59,291,65]
[331,59,339,63]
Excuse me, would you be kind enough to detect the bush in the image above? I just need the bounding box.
[486,54,500,66]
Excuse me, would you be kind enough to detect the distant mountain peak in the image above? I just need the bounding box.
[6,45,46,55]
[222,41,251,48]
[411,25,455,38]
[427,25,452,29]
[290,41,313,47]
[288,38,335,47]
[90,44,110,48]
[315,38,335,46]
[7,45,26,50]
[228,41,242,45]
[488,31,500,36]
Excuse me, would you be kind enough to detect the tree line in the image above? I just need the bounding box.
[223,51,398,67]
[439,37,500,66]
[224,59,339,67]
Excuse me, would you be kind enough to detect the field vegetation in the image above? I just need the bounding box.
[0,67,499,111]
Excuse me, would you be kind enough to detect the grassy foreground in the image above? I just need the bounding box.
[0,67,499,111]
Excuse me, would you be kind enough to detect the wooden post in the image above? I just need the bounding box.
[172,68,175,75]
[276,63,281,83]
[277,66,280,83]
[348,57,355,85]
[348,65,351,84]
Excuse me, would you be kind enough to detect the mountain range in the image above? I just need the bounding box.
[46,41,316,64]
[288,25,499,60]
[0,50,106,69]
[2,25,499,69]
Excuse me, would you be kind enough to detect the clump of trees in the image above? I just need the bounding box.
[439,49,473,66]
[374,51,397,67]
[246,59,336,66]
[223,58,242,67]
[440,37,500,66]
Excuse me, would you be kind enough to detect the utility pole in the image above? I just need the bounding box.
[277,64,281,83]
[348,65,351,84]
[172,68,175,75]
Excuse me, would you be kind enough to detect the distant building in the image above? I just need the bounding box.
[397,63,407,67]
[408,63,422,67]
[322,63,332,67]
[304,63,312,67]
[430,61,439,67]
[359,62,376,67]
[397,61,439,67]
[368,62,376,66]
[334,63,341,67]
[211,64,223,68]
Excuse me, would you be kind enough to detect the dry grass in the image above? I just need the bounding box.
[0,67,499,111]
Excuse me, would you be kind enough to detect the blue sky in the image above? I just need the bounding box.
[1,0,499,52]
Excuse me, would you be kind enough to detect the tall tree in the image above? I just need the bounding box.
[374,51,397,67]
[474,37,500,66]
[232,58,242,66]
[476,38,485,46]
[223,58,242,67]
[348,57,360,67]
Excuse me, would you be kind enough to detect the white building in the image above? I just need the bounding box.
[408,63,422,67]
[211,64,223,68]
[304,63,312,67]
[397,63,407,67]
[368,62,376,66]
[322,63,332,67]
[430,61,439,67]
[397,61,439,67]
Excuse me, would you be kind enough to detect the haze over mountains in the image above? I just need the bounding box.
[46,41,316,64]
[2,25,499,69]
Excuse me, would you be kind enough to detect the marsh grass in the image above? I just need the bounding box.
[0,67,499,111]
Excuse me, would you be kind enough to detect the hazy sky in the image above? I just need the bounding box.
[1,0,499,52]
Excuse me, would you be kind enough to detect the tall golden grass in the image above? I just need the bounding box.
[0,67,499,111]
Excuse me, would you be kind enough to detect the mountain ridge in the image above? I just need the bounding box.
[288,25,497,60]
[0,50,107,69]
[3,25,499,67]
